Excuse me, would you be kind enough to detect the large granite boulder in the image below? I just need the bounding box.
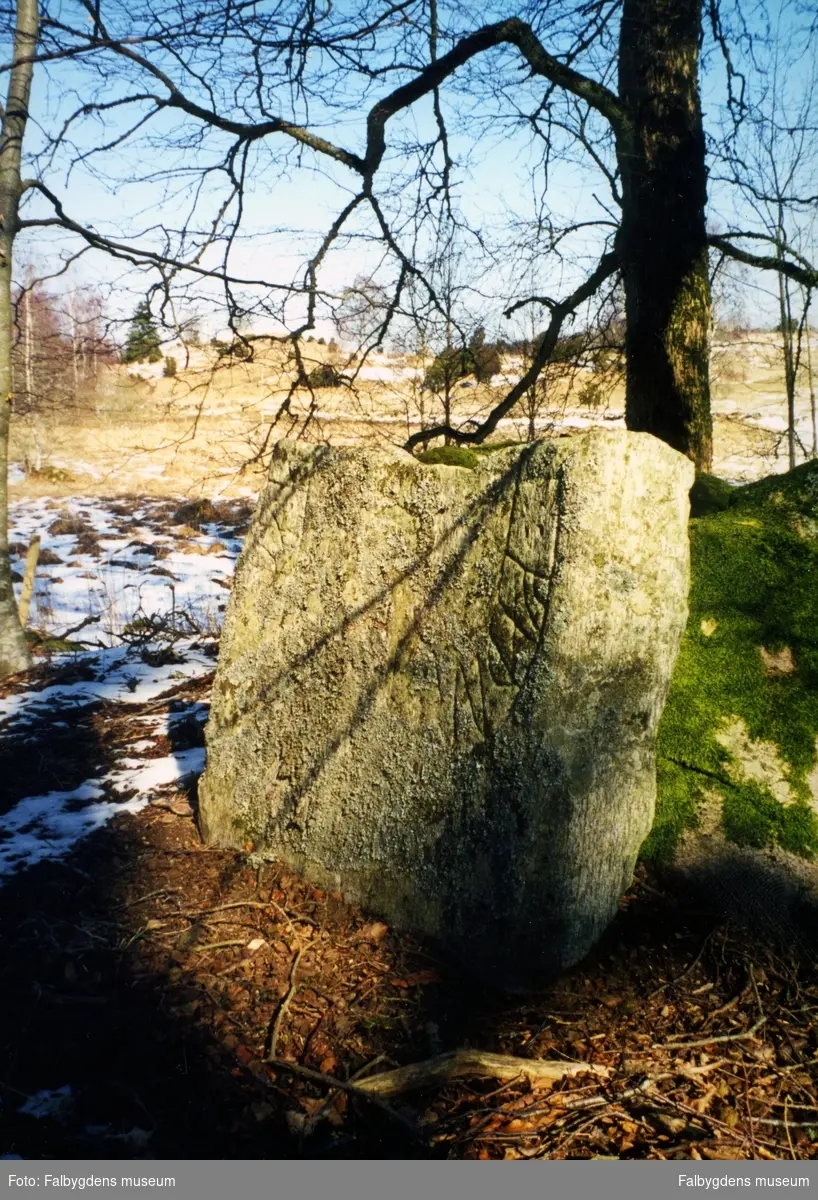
[199,430,693,984]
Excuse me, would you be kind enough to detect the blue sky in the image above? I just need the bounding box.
[9,0,817,340]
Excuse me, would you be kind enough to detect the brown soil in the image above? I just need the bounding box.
[1,669,817,1160]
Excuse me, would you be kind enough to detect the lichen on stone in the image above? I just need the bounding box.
[199,431,692,984]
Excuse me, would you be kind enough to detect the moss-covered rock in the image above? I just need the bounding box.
[416,441,526,470]
[648,463,818,864]
[416,446,479,469]
[689,471,735,517]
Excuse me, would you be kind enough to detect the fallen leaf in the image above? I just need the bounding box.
[246,937,266,952]
[655,1114,687,1135]
[504,1118,538,1134]
[357,921,389,944]
[402,969,439,986]
[692,1087,717,1114]
[286,1111,307,1136]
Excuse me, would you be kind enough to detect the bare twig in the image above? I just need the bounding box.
[266,1058,423,1141]
[784,1095,797,1160]
[186,939,247,953]
[657,1018,767,1050]
[264,946,303,1060]
[53,614,101,639]
[121,887,183,909]
[648,934,712,999]
[301,1054,391,1144]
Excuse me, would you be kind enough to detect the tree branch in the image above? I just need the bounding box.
[363,19,626,180]
[405,250,620,451]
[18,181,314,291]
[709,234,818,288]
[52,16,624,187]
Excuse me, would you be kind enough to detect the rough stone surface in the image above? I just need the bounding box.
[199,430,693,984]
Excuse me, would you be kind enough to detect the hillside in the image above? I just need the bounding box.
[8,331,817,504]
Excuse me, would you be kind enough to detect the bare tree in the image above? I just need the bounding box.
[0,0,38,673]
[710,3,818,469]
[3,0,818,675]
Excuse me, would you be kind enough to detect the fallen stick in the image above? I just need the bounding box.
[351,1050,609,1098]
[657,1017,767,1050]
[54,613,101,639]
[265,946,303,1059]
[17,534,40,627]
[266,1059,424,1142]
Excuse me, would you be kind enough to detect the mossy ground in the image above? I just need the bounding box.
[688,471,734,517]
[646,461,818,862]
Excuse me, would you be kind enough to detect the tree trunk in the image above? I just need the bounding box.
[807,322,816,459]
[16,532,39,627]
[617,0,713,472]
[22,280,33,406]
[0,0,39,676]
[777,252,797,471]
[67,289,80,406]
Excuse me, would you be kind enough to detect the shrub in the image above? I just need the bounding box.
[423,347,470,393]
[305,363,343,388]
[423,334,502,392]
[214,338,252,361]
[163,356,178,377]
[172,498,220,529]
[472,343,502,382]
[538,331,587,363]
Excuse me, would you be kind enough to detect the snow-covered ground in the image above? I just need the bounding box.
[2,495,249,878]
[9,495,239,641]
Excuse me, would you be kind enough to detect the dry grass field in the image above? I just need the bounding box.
[9,330,817,504]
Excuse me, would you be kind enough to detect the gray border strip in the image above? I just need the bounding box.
[3,1161,817,1200]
